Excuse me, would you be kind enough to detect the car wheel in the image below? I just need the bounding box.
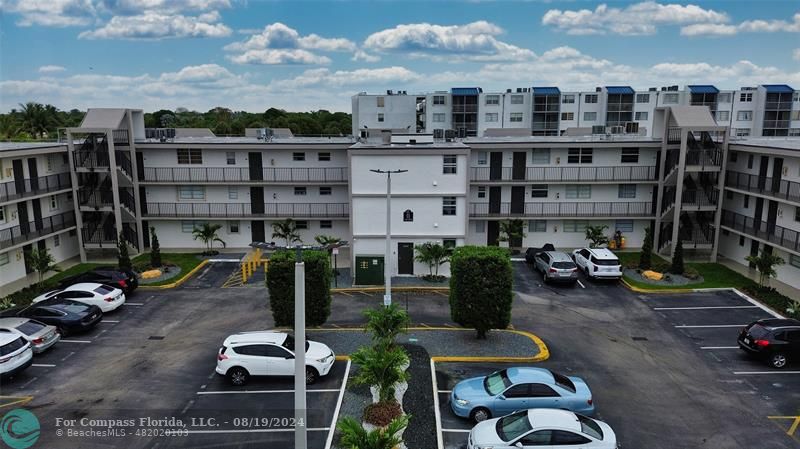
[471,407,491,423]
[56,326,68,337]
[305,367,318,385]
[769,353,788,369]
[227,367,249,386]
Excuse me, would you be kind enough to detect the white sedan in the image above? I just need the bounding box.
[33,283,126,313]
[468,409,617,449]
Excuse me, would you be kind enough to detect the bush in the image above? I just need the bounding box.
[350,344,409,403]
[683,266,701,280]
[743,286,799,319]
[118,232,132,271]
[150,227,162,268]
[364,304,410,349]
[449,246,513,339]
[266,250,331,327]
[639,226,653,270]
[670,239,684,274]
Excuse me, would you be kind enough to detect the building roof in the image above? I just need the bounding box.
[730,137,800,151]
[463,134,659,144]
[532,87,560,95]
[0,142,67,152]
[135,136,356,145]
[605,86,635,94]
[450,87,482,95]
[762,84,794,93]
[79,108,128,129]
[350,140,468,150]
[688,85,719,94]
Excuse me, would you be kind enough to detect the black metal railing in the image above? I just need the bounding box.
[764,101,793,110]
[141,167,349,183]
[685,149,722,168]
[0,212,76,250]
[667,127,682,144]
[725,170,800,203]
[143,202,350,218]
[721,210,800,253]
[120,189,136,214]
[470,165,657,182]
[469,201,654,217]
[78,188,114,208]
[112,129,129,145]
[0,173,72,203]
[681,188,719,208]
[452,105,479,113]
[115,150,132,178]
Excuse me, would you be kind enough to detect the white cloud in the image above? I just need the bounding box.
[352,50,380,63]
[224,22,356,65]
[97,0,231,15]
[270,67,420,90]
[542,1,728,35]
[78,10,231,39]
[1,0,98,27]
[228,49,331,65]
[38,65,67,73]
[363,21,535,61]
[681,12,800,36]
[794,49,800,61]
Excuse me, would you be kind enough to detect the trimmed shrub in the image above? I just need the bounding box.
[743,286,800,319]
[639,226,653,270]
[670,239,684,274]
[449,246,513,339]
[683,266,701,281]
[150,227,162,268]
[266,250,331,327]
[118,232,132,271]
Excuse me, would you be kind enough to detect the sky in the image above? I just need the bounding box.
[1,0,799,113]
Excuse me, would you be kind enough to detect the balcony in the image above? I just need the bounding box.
[764,101,793,110]
[725,170,800,204]
[470,165,657,183]
[112,129,129,146]
[0,212,76,250]
[82,223,137,249]
[143,202,350,218]
[140,167,349,183]
[469,201,654,218]
[452,105,478,113]
[762,120,791,129]
[721,210,800,253]
[0,173,72,204]
[685,149,722,170]
[681,188,719,210]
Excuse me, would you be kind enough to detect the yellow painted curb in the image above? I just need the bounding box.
[139,259,209,289]
[0,395,33,409]
[331,286,450,293]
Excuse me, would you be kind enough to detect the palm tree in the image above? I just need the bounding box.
[17,102,55,139]
[745,250,785,287]
[0,114,19,140]
[192,223,226,255]
[271,219,301,246]
[414,242,452,277]
[364,304,410,349]
[498,219,526,247]
[337,415,409,449]
[24,248,61,285]
[314,234,340,248]
[351,345,410,403]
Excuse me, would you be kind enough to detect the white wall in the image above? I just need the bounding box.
[466,219,648,250]
[353,237,462,277]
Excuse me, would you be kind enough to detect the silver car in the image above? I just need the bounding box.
[534,251,579,284]
[0,318,60,353]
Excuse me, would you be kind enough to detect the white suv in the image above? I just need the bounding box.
[572,248,623,279]
[216,331,335,386]
[0,334,33,379]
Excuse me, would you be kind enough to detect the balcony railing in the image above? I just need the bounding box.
[0,173,72,203]
[681,188,719,208]
[725,170,800,204]
[762,120,791,129]
[452,105,478,113]
[764,101,793,110]
[143,202,350,218]
[82,223,137,249]
[115,150,132,178]
[685,149,722,169]
[721,210,800,253]
[74,150,110,169]
[667,127,682,144]
[112,129,129,145]
[470,165,657,183]
[141,167,349,183]
[0,212,76,250]
[78,189,114,208]
[469,201,654,218]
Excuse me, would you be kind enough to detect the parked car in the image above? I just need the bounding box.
[216,331,335,386]
[11,299,103,336]
[33,282,126,313]
[525,244,555,264]
[58,267,138,293]
[467,408,617,449]
[0,318,60,353]
[534,251,578,284]
[451,367,595,422]
[572,248,623,280]
[738,318,800,368]
[0,334,33,379]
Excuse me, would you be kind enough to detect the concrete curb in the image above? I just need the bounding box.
[139,259,209,289]
[331,286,449,293]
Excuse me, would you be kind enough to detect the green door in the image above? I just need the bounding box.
[355,256,384,285]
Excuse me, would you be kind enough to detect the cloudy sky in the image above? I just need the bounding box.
[1,0,799,113]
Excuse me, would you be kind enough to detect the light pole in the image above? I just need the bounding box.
[370,169,407,306]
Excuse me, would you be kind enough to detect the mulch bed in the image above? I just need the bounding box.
[399,343,437,449]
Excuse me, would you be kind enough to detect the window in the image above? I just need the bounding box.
[790,129,800,137]
[442,197,457,215]
[566,185,591,199]
[177,149,202,164]
[0,206,4,223]
[747,154,754,169]
[181,221,203,233]
[615,220,634,232]
[0,252,8,266]
[318,152,331,161]
[583,112,597,121]
[730,151,738,162]
[743,194,749,208]
[320,220,332,229]
[49,195,58,210]
[740,92,753,102]
[795,207,800,223]
[793,111,800,121]
[790,254,800,269]
[295,220,308,230]
[228,187,238,200]
[485,113,498,122]
[618,184,636,198]
[621,148,639,163]
[795,91,800,102]
[584,94,598,104]
[529,220,546,232]
[718,92,732,103]
[715,110,730,122]
[739,235,745,246]
[477,151,488,165]
[567,148,592,164]
[229,221,240,234]
[726,190,734,200]
[319,186,332,195]
[294,187,307,196]
[475,221,485,233]
[485,95,500,105]
[736,128,751,137]
[376,96,384,107]
[293,152,305,161]
[53,234,60,247]
[226,152,235,165]
[510,113,523,122]
[443,239,456,249]
[510,95,524,104]
[563,220,589,232]
[562,94,575,104]
[178,186,204,200]
[531,149,550,164]
[561,112,574,121]
[438,155,458,176]
[46,154,56,172]
[636,93,650,103]
[663,93,679,104]
[737,111,752,121]
[433,95,446,105]
[634,111,648,121]
[433,113,445,123]
[530,184,548,198]
[477,186,486,198]
[377,113,384,122]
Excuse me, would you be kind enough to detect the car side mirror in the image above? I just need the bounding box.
[285,354,294,359]
[498,395,506,400]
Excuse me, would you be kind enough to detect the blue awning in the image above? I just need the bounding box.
[605,86,635,94]
[688,85,719,94]
[762,84,794,93]
[532,87,560,95]
[451,87,481,95]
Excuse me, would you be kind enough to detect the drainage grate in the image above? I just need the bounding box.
[148,336,165,340]
[632,336,648,341]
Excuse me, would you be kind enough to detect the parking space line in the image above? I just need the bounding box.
[431,360,444,449]
[700,346,739,349]
[576,280,586,289]
[101,320,120,323]
[441,429,471,433]
[123,303,144,306]
[59,339,92,343]
[31,364,56,368]
[0,396,34,409]
[674,324,746,328]
[654,306,759,311]
[196,389,340,395]
[733,371,800,375]
[18,377,37,389]
[187,428,330,434]
[324,359,351,449]
[438,389,452,393]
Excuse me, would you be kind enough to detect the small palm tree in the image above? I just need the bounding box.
[585,224,609,248]
[414,242,452,277]
[314,234,340,248]
[25,248,61,285]
[351,345,410,403]
[337,415,409,449]
[271,218,301,246]
[192,223,226,255]
[364,304,410,349]
[498,219,526,247]
[745,250,785,287]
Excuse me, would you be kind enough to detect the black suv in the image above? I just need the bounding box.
[738,318,800,368]
[58,267,138,293]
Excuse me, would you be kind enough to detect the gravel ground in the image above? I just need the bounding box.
[400,343,437,449]
[623,268,704,286]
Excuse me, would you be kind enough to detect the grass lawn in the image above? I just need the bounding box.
[45,262,105,286]
[616,251,757,291]
[132,252,205,286]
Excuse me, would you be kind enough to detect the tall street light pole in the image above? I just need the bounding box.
[294,245,306,449]
[370,169,407,307]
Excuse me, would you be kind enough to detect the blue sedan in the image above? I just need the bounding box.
[450,367,595,422]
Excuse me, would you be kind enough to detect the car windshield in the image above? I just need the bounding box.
[550,370,576,393]
[15,321,45,336]
[552,261,576,269]
[94,285,114,294]
[592,258,619,266]
[484,370,511,396]
[577,414,603,440]
[496,411,532,442]
[747,324,770,338]
[281,335,310,353]
[0,337,26,356]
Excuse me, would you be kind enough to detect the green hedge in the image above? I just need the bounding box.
[266,250,331,327]
[743,285,799,319]
[449,246,513,338]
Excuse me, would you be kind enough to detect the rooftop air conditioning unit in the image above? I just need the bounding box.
[506,89,512,93]
[433,129,444,139]
[591,125,606,135]
[625,122,639,134]
[649,87,657,92]
[445,129,456,140]
[610,126,624,134]
[517,88,523,93]
[596,87,602,92]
